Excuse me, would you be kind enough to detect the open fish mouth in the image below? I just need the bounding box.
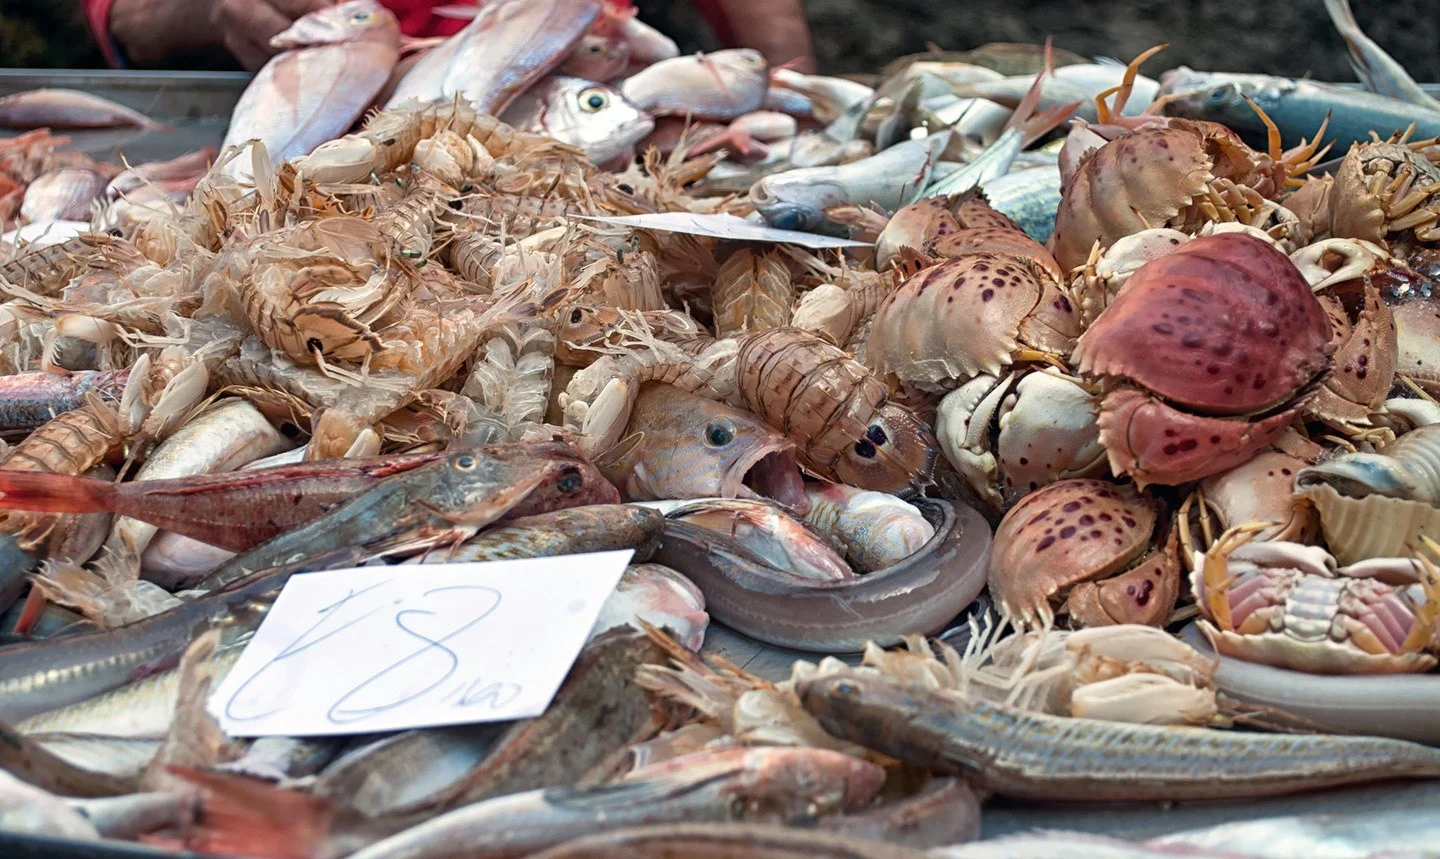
[724,440,810,515]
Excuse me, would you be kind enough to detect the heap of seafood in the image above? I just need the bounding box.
[5,0,1440,855]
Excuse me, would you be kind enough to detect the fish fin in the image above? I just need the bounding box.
[432,3,483,20]
[0,720,136,797]
[12,586,48,637]
[141,630,242,792]
[400,35,448,54]
[0,470,115,514]
[161,766,335,859]
[540,763,740,811]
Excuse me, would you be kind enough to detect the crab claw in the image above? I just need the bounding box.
[1401,537,1440,652]
[1196,521,1275,632]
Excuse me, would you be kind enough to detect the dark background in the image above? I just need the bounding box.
[4,0,1438,81]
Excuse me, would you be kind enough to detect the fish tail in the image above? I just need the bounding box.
[0,471,116,514]
[156,766,334,859]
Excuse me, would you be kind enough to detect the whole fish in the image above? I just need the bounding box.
[1323,0,1440,111]
[799,672,1440,800]
[1054,62,1159,114]
[18,168,107,223]
[558,33,631,82]
[589,563,709,649]
[599,384,809,513]
[751,132,951,233]
[803,483,933,573]
[413,504,659,566]
[101,398,292,567]
[0,370,127,437]
[621,49,770,120]
[0,450,446,553]
[500,76,654,165]
[771,69,874,125]
[0,768,99,840]
[663,499,853,581]
[345,747,885,859]
[978,164,1061,243]
[387,0,601,113]
[1155,68,1440,151]
[222,0,401,169]
[0,89,158,130]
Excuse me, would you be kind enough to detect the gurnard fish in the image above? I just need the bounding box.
[386,0,602,113]
[0,89,160,131]
[599,384,809,513]
[221,0,401,170]
[500,76,654,165]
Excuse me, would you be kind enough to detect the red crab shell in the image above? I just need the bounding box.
[1076,233,1333,415]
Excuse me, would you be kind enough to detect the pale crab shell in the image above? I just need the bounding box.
[1196,450,1316,544]
[1289,238,1395,293]
[936,373,1012,510]
[996,369,1107,499]
[1393,299,1440,396]
[1074,227,1191,326]
[1296,425,1440,564]
[867,254,1080,385]
[1328,141,1440,243]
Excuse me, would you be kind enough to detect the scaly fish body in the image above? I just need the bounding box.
[600,384,809,512]
[32,734,161,781]
[222,0,401,169]
[501,76,653,164]
[0,89,158,130]
[752,132,950,233]
[558,33,630,82]
[665,499,853,581]
[386,0,602,113]
[413,504,661,565]
[347,747,885,859]
[803,483,933,573]
[799,673,1440,800]
[19,168,107,223]
[590,563,708,649]
[621,49,770,120]
[1323,0,1440,111]
[0,369,127,437]
[979,164,1061,243]
[0,768,99,840]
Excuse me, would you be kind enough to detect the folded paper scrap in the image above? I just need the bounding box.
[583,212,872,249]
[208,550,633,737]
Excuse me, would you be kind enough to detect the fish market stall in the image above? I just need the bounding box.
[7,0,1440,856]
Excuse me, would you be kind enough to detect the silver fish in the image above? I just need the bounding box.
[751,131,951,232]
[1324,0,1440,111]
[621,49,770,120]
[802,483,933,573]
[589,563,709,650]
[980,164,1062,243]
[0,769,99,840]
[501,76,654,165]
[664,499,853,581]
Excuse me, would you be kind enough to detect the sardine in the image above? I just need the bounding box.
[387,0,601,113]
[978,164,1061,243]
[751,131,951,233]
[345,747,885,859]
[653,499,990,652]
[222,0,401,170]
[589,563,708,649]
[0,370,127,437]
[799,672,1440,800]
[0,89,158,131]
[664,499,853,581]
[500,76,654,164]
[32,734,160,781]
[1323,0,1440,111]
[18,168,107,223]
[413,504,662,565]
[101,398,292,568]
[621,49,770,121]
[599,384,809,512]
[803,483,933,573]
[0,768,99,840]
[1155,68,1440,151]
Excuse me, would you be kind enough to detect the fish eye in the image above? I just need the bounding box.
[579,89,610,113]
[705,421,735,447]
[557,466,583,494]
[453,454,477,471]
[351,10,371,22]
[569,308,584,324]
[853,439,878,459]
[588,43,604,54]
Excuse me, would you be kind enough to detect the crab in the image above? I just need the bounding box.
[1393,298,1440,397]
[988,478,1181,630]
[873,190,1027,273]
[1327,139,1440,245]
[1072,228,1193,326]
[1193,525,1440,674]
[935,367,1106,511]
[1074,232,1334,486]
[1286,238,1399,431]
[1178,450,1317,562]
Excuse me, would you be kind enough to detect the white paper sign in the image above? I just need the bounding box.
[209,550,633,737]
[582,212,871,249]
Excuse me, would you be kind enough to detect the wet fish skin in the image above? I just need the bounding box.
[529,822,928,859]
[621,49,770,120]
[798,672,1440,800]
[31,733,160,782]
[500,76,654,164]
[67,791,193,839]
[978,165,1061,243]
[1323,0,1440,111]
[0,768,99,840]
[558,33,630,82]
[387,0,602,113]
[19,168,107,223]
[413,504,663,565]
[803,483,933,573]
[601,384,809,513]
[347,746,886,859]
[589,563,708,650]
[0,89,158,131]
[0,370,127,437]
[1154,807,1440,857]
[666,499,852,581]
[213,736,342,782]
[222,0,401,168]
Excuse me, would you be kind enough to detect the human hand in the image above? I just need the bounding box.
[211,0,340,70]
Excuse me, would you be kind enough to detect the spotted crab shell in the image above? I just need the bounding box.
[1076,234,1333,416]
[996,369,1106,500]
[1310,285,1396,423]
[1051,124,1214,271]
[1196,451,1316,544]
[1295,424,1440,564]
[874,196,962,270]
[867,254,1080,385]
[988,478,1157,625]
[930,226,1064,281]
[1394,299,1440,395]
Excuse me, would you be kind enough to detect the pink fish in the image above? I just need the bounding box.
[221,0,401,168]
[0,89,160,131]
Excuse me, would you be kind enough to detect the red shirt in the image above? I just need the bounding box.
[84,0,724,69]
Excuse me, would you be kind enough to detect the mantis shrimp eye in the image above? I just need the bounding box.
[853,439,878,459]
[570,308,584,324]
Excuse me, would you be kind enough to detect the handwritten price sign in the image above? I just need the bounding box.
[208,551,632,736]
